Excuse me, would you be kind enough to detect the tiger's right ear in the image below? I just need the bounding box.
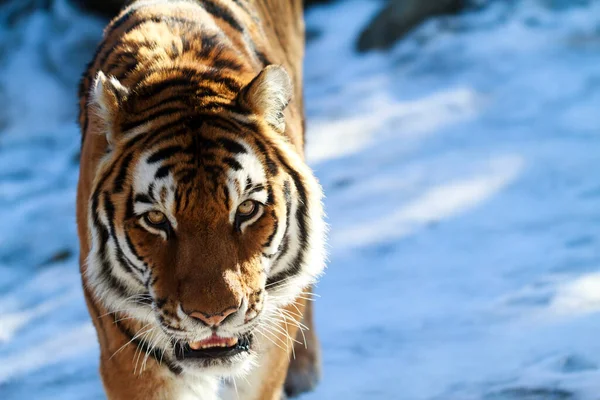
[90,71,129,146]
[237,65,292,133]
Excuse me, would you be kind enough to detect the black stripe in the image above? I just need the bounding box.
[136,76,197,100]
[196,33,221,58]
[223,185,230,210]
[255,49,270,67]
[265,184,274,205]
[123,254,145,275]
[203,164,225,181]
[222,157,242,171]
[113,153,133,193]
[133,94,192,116]
[204,116,245,133]
[179,168,203,186]
[174,168,199,182]
[180,35,191,53]
[106,8,136,36]
[120,106,188,133]
[175,186,185,212]
[197,69,243,93]
[196,85,222,98]
[201,0,244,32]
[248,184,265,195]
[262,209,279,248]
[125,190,135,219]
[155,297,167,309]
[155,164,172,179]
[106,53,139,78]
[217,138,246,155]
[212,57,245,72]
[135,193,153,204]
[139,122,188,148]
[101,259,133,299]
[144,272,153,290]
[148,183,156,201]
[147,145,185,164]
[124,230,147,270]
[92,191,135,293]
[104,192,145,276]
[182,186,193,211]
[136,66,242,98]
[267,180,291,254]
[253,138,278,176]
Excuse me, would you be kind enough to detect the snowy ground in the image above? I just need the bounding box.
[1,0,600,399]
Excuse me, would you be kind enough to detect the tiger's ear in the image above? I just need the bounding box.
[238,65,292,133]
[90,71,129,146]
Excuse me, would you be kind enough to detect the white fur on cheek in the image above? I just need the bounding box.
[264,135,328,308]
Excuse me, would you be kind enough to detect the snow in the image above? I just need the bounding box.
[1,0,600,399]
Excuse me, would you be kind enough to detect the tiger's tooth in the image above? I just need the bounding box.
[189,341,203,350]
[188,336,240,351]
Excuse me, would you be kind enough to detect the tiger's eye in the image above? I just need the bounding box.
[237,200,256,216]
[145,210,167,225]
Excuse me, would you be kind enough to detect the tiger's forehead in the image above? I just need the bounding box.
[129,120,269,217]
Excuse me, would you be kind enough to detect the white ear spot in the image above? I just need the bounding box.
[239,65,292,133]
[90,71,129,146]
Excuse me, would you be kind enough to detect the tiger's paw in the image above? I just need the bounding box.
[284,339,322,398]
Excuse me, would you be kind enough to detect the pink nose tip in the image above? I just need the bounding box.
[189,307,238,327]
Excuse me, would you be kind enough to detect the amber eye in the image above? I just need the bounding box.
[144,210,167,227]
[235,200,261,231]
[237,200,257,216]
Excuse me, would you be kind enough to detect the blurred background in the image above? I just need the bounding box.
[1,0,600,398]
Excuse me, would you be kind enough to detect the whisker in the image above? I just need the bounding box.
[277,312,296,360]
[134,327,157,375]
[232,376,239,400]
[254,326,288,355]
[142,329,162,373]
[260,316,302,346]
[265,276,296,288]
[110,323,153,360]
[279,309,309,331]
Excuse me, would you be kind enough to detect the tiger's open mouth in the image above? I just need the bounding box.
[174,334,252,360]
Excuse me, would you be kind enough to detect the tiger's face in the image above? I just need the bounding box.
[85,66,326,375]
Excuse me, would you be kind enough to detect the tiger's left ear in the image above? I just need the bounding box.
[90,71,129,146]
[238,65,292,133]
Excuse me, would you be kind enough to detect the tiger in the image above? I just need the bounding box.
[75,1,327,399]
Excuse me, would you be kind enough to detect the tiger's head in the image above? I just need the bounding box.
[84,65,326,375]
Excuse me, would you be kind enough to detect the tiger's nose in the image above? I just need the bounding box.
[189,306,238,327]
